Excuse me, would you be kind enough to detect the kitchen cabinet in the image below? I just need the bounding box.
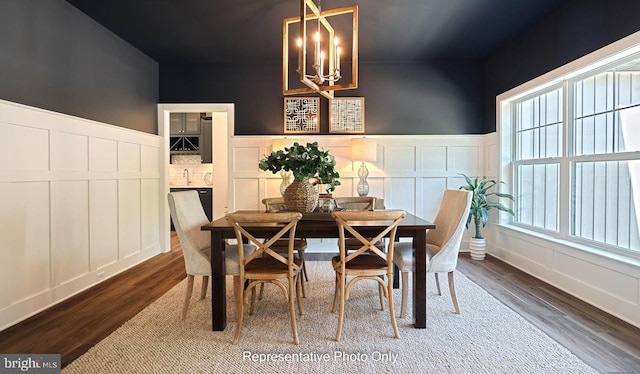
[170,112,201,135]
[169,136,200,154]
[168,112,212,163]
[201,118,212,163]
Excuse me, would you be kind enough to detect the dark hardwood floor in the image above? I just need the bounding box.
[0,236,186,367]
[457,255,640,374]
[1,233,639,372]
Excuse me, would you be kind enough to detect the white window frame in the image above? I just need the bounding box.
[498,30,640,260]
[511,84,563,234]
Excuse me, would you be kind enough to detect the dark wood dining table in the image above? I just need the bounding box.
[201,211,435,331]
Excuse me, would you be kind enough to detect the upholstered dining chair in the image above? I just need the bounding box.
[167,191,255,320]
[331,210,406,341]
[393,189,472,318]
[226,211,304,345]
[261,197,309,297]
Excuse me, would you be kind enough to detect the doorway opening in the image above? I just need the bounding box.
[158,103,234,252]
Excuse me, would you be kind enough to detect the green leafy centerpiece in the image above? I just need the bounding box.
[259,142,340,212]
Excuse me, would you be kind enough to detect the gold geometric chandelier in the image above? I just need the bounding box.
[283,0,358,99]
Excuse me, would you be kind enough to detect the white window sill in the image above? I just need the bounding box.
[495,223,640,269]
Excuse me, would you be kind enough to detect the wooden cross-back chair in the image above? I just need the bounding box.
[261,197,309,297]
[225,211,304,345]
[331,209,407,341]
[334,196,377,211]
[333,196,384,252]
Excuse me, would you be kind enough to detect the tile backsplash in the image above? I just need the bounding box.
[171,155,202,165]
[170,155,213,186]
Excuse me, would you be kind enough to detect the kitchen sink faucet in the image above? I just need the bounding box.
[183,168,191,185]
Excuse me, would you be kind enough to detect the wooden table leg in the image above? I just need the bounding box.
[393,237,400,288]
[211,231,226,331]
[413,229,427,328]
[393,264,400,288]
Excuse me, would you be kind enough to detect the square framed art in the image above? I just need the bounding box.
[284,97,320,133]
[329,97,364,133]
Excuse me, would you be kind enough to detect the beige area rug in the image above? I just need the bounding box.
[63,262,596,374]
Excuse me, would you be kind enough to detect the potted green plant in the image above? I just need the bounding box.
[459,174,515,260]
[259,142,340,212]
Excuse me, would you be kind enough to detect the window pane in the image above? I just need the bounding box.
[615,70,640,107]
[545,124,560,158]
[619,106,640,153]
[572,160,640,252]
[516,163,559,231]
[574,62,640,156]
[516,88,562,160]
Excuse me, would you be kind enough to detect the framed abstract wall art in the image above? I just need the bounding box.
[329,97,364,133]
[284,97,320,133]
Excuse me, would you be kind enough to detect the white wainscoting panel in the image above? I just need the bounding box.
[387,146,416,172]
[141,178,160,252]
[415,177,447,221]
[420,146,447,172]
[329,145,354,172]
[118,142,141,173]
[553,251,638,303]
[233,147,261,172]
[364,178,384,200]
[141,145,160,173]
[50,132,88,172]
[227,135,486,252]
[486,142,499,177]
[0,182,50,309]
[446,176,467,190]
[89,180,119,270]
[233,178,261,211]
[1,124,49,170]
[387,177,417,214]
[118,179,142,259]
[265,178,282,199]
[51,180,90,287]
[89,138,118,172]
[226,132,640,328]
[448,145,480,174]
[491,224,640,328]
[0,99,163,331]
[486,131,640,328]
[337,176,355,196]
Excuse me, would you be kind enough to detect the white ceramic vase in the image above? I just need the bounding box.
[470,237,486,260]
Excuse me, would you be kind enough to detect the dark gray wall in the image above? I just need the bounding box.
[0,0,159,134]
[160,60,484,135]
[10,0,636,137]
[484,0,640,133]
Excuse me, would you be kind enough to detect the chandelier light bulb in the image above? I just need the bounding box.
[314,32,321,67]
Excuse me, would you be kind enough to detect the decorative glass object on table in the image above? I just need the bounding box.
[318,194,336,213]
